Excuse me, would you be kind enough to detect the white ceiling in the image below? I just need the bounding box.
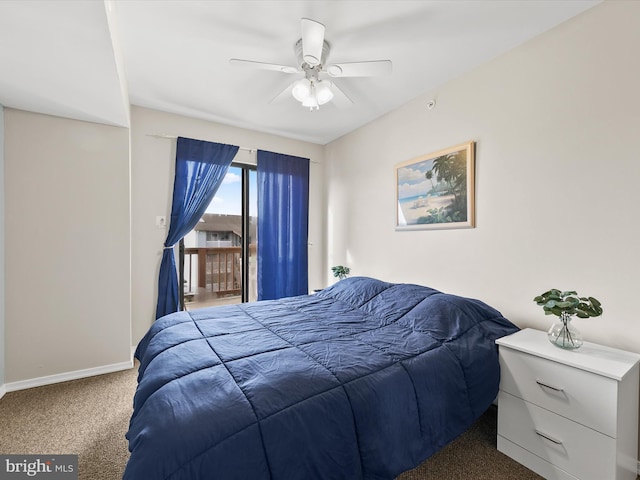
[0,0,601,145]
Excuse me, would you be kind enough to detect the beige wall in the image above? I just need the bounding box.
[324,1,640,353]
[130,106,325,344]
[4,109,131,383]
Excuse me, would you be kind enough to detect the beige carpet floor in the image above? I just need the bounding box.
[0,364,545,479]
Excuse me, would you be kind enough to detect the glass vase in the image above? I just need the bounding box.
[547,313,583,350]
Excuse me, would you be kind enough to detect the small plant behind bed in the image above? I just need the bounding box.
[331,265,350,280]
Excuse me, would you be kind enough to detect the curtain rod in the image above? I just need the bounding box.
[146,133,320,163]
[146,134,255,153]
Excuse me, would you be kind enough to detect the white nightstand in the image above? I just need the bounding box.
[496,328,640,480]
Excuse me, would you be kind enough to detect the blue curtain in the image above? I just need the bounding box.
[257,151,310,300]
[155,137,239,319]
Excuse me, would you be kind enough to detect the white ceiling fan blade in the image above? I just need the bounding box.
[230,59,299,74]
[327,60,392,78]
[329,83,353,108]
[301,18,325,66]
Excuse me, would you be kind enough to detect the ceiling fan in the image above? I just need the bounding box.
[230,18,392,111]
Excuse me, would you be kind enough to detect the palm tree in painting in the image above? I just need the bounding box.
[425,169,436,193]
[429,152,467,221]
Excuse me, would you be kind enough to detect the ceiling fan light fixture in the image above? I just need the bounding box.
[292,77,326,110]
[301,92,319,110]
[292,78,311,102]
[315,80,333,105]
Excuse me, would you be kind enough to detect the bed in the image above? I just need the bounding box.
[125,276,518,479]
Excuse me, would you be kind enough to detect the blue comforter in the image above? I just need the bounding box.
[125,277,518,479]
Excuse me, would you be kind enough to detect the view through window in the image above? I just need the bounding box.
[182,165,257,308]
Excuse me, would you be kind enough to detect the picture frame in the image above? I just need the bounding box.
[396,141,475,230]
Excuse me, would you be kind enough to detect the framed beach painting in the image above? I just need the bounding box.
[396,141,475,230]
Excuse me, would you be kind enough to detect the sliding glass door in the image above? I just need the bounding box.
[181,163,257,308]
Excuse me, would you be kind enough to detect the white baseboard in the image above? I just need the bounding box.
[4,359,133,393]
[0,383,6,400]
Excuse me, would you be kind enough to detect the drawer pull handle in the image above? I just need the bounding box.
[536,379,564,392]
[535,429,563,445]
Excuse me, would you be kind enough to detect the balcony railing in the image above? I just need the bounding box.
[184,247,241,297]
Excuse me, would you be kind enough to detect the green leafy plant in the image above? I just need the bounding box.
[331,265,350,280]
[533,289,603,318]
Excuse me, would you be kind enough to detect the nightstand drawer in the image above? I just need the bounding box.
[499,347,618,436]
[498,392,617,480]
